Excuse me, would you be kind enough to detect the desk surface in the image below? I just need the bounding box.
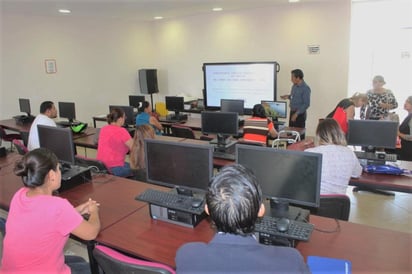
[0,118,31,132]
[96,205,412,273]
[350,161,412,193]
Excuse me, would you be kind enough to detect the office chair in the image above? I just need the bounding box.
[0,126,22,152]
[12,139,28,155]
[302,194,351,221]
[93,244,176,274]
[171,124,195,139]
[272,130,301,149]
[20,131,29,147]
[237,139,266,147]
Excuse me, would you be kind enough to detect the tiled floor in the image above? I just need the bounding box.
[0,146,411,263]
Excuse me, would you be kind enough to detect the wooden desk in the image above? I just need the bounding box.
[96,206,412,273]
[0,153,23,210]
[0,118,31,133]
[349,161,412,193]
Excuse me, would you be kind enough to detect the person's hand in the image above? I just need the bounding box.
[291,112,298,122]
[280,94,289,100]
[76,198,100,215]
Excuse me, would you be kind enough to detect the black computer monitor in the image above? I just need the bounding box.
[38,125,76,165]
[347,120,398,151]
[201,111,239,146]
[261,100,287,119]
[165,96,184,116]
[129,95,145,109]
[220,99,245,115]
[109,105,135,126]
[58,102,76,123]
[19,98,31,116]
[145,139,214,195]
[236,144,322,211]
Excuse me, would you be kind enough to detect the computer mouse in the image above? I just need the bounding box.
[191,198,203,208]
[276,218,290,232]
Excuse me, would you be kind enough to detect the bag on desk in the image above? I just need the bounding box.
[363,165,404,175]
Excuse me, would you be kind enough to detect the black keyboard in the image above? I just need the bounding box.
[255,216,314,242]
[135,189,205,215]
[56,121,81,127]
[213,151,235,161]
[354,151,397,162]
[166,114,188,122]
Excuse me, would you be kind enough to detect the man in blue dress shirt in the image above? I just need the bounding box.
[175,164,310,274]
[281,69,311,131]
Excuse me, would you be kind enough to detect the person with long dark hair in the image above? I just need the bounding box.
[398,96,412,161]
[326,98,355,134]
[243,104,277,144]
[1,148,100,273]
[135,101,163,135]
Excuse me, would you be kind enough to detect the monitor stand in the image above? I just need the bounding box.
[268,198,309,222]
[210,134,237,150]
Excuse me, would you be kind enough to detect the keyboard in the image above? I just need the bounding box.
[135,189,205,215]
[213,150,235,161]
[165,114,188,122]
[56,121,81,127]
[354,151,397,162]
[255,215,314,242]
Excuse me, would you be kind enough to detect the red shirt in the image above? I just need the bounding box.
[97,124,131,168]
[243,117,274,143]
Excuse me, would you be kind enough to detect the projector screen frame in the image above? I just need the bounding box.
[202,61,279,115]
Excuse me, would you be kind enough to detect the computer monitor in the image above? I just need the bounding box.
[261,100,287,119]
[220,99,245,115]
[145,139,214,195]
[236,144,322,211]
[19,98,31,116]
[347,120,398,150]
[58,102,76,123]
[109,105,135,126]
[38,125,76,166]
[129,95,145,109]
[201,111,239,146]
[165,96,184,116]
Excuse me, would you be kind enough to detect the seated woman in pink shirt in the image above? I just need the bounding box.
[1,148,101,274]
[97,107,134,177]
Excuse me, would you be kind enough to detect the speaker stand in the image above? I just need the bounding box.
[150,93,154,112]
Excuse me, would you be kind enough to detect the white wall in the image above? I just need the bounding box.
[1,1,351,135]
[152,1,351,135]
[1,15,154,124]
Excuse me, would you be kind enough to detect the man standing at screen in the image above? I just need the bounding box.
[281,69,311,132]
[27,101,57,150]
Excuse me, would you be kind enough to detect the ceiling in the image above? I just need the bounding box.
[1,0,340,22]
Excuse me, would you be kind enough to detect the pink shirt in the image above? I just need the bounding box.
[1,188,83,274]
[96,124,131,168]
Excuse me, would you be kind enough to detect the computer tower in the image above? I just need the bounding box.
[139,69,159,94]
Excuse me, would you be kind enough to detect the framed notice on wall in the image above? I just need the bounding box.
[45,59,57,74]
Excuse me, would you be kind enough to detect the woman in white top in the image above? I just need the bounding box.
[305,118,362,195]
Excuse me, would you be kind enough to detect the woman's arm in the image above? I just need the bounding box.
[150,116,163,131]
[72,199,101,240]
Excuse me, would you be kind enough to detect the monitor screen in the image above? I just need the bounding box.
[58,102,76,122]
[38,125,76,165]
[19,98,31,115]
[201,111,239,136]
[220,99,244,115]
[109,105,135,126]
[129,95,145,109]
[347,120,398,149]
[145,139,213,193]
[203,62,278,112]
[236,144,322,208]
[165,96,184,112]
[261,100,287,119]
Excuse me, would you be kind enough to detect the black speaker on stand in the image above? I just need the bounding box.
[139,69,159,112]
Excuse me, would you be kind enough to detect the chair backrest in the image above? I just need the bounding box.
[93,245,176,274]
[314,194,351,221]
[20,131,29,147]
[75,155,110,174]
[171,125,195,139]
[12,139,28,155]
